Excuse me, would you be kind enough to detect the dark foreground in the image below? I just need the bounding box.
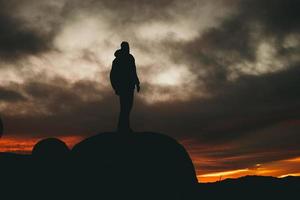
[199,175,300,199]
[0,132,299,199]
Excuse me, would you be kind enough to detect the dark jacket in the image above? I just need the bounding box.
[110,49,140,93]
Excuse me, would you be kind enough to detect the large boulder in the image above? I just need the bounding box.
[71,132,197,199]
[32,138,70,161]
[0,133,197,199]
[30,138,71,198]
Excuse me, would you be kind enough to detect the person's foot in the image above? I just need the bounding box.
[117,127,134,134]
[127,127,134,133]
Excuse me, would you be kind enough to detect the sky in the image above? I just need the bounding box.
[0,0,300,182]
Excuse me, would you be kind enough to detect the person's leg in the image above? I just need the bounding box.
[118,93,126,131]
[118,90,134,132]
[125,90,134,131]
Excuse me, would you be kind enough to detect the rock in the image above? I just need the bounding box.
[30,138,70,198]
[0,133,197,199]
[32,138,70,161]
[71,132,197,199]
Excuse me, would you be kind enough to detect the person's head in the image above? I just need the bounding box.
[114,49,122,57]
[121,41,130,54]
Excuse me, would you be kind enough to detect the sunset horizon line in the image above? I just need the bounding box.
[1,135,299,183]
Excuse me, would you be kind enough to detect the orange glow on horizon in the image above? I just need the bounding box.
[1,136,300,183]
[197,157,300,183]
[0,135,83,154]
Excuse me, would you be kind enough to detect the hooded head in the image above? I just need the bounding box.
[114,49,122,57]
[121,41,130,54]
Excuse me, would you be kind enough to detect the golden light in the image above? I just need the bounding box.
[197,156,300,183]
[0,136,83,154]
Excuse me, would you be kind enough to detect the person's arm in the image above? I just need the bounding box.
[132,56,140,92]
[110,60,118,94]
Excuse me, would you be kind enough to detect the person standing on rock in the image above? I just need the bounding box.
[110,41,140,132]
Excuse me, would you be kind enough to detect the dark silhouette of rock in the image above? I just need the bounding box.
[0,152,31,199]
[0,152,29,173]
[1,134,300,199]
[71,132,197,199]
[198,175,300,199]
[31,137,70,176]
[30,138,71,199]
[32,138,69,161]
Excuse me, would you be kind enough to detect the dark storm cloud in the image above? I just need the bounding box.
[2,77,117,137]
[202,64,300,135]
[0,0,60,61]
[166,0,300,140]
[135,64,300,139]
[241,0,300,36]
[170,0,300,92]
[63,0,175,22]
[0,87,25,102]
[0,14,46,60]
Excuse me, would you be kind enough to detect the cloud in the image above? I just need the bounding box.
[0,0,299,174]
[0,0,63,61]
[0,87,25,102]
[169,0,300,93]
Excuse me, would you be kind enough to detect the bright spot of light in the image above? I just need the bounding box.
[199,169,250,178]
[151,66,195,86]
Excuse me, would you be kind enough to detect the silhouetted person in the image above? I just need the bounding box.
[110,41,140,132]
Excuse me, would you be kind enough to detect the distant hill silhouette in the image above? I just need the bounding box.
[0,133,299,199]
[199,175,300,199]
